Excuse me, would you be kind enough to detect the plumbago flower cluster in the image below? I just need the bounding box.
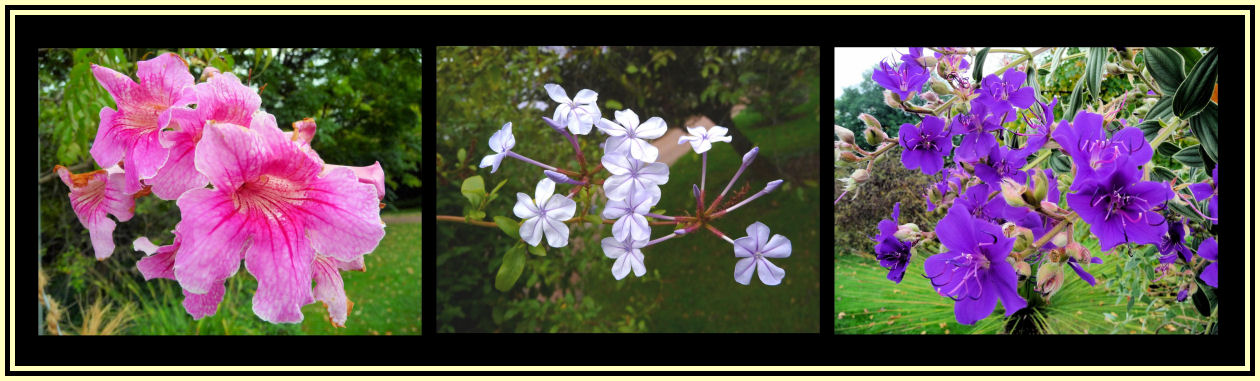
[837,47,1220,326]
[52,53,387,326]
[463,83,790,288]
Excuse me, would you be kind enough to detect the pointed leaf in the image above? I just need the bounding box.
[1149,166,1176,182]
[495,244,527,292]
[528,244,546,256]
[493,216,519,240]
[972,47,991,84]
[1146,96,1174,123]
[1173,48,1217,118]
[1189,102,1218,162]
[460,175,485,205]
[1085,48,1108,99]
[1144,47,1185,95]
[1173,145,1205,167]
[1172,47,1203,72]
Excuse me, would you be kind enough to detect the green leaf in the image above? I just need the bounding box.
[457,148,467,164]
[1191,278,1215,317]
[493,216,519,240]
[1065,78,1086,119]
[605,99,623,110]
[1149,167,1176,182]
[1172,47,1203,72]
[1167,198,1203,223]
[1173,48,1217,119]
[460,175,485,205]
[528,244,546,256]
[626,64,638,74]
[1189,102,1218,162]
[1173,145,1205,167]
[972,47,991,85]
[1084,47,1108,99]
[1143,47,1185,95]
[1026,60,1047,104]
[494,244,527,292]
[584,214,603,225]
[1137,120,1163,142]
[1146,96,1174,123]
[1049,152,1072,174]
[1156,142,1180,156]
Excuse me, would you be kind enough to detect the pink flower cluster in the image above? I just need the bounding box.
[53,53,387,326]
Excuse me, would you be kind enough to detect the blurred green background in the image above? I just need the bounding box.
[436,46,821,333]
[37,48,422,335]
[833,47,1215,334]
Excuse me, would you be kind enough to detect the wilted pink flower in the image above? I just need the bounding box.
[91,53,196,194]
[54,165,135,260]
[150,72,259,199]
[172,112,385,323]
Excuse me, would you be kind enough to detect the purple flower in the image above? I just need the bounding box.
[935,49,970,77]
[924,203,1026,325]
[1067,256,1105,286]
[1065,161,1172,251]
[977,70,1035,122]
[1157,218,1194,264]
[732,222,791,286]
[1051,111,1152,185]
[1198,237,1217,288]
[1177,287,1190,302]
[873,53,930,100]
[1023,97,1059,153]
[601,191,656,242]
[870,203,913,283]
[1189,166,1218,224]
[478,122,515,173]
[596,109,668,163]
[513,178,577,248]
[601,236,647,280]
[974,145,1030,186]
[601,152,669,202]
[544,83,600,135]
[897,116,951,175]
[950,100,1002,163]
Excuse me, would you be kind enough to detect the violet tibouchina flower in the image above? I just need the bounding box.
[478,122,516,173]
[55,165,135,260]
[513,178,577,248]
[871,202,913,283]
[732,221,792,286]
[1067,256,1105,286]
[873,51,930,100]
[1157,218,1194,264]
[950,100,1002,163]
[1189,166,1218,223]
[602,236,648,280]
[601,152,669,202]
[974,145,1031,186]
[1051,111,1152,185]
[677,125,733,154]
[172,113,386,323]
[150,72,260,200]
[543,83,601,135]
[898,116,952,175]
[1066,159,1173,252]
[91,53,197,194]
[1022,97,1059,152]
[976,70,1035,122]
[1198,237,1218,288]
[601,192,656,242]
[596,109,668,163]
[924,203,1026,325]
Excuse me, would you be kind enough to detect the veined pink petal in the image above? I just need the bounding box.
[303,166,386,261]
[290,118,317,147]
[195,72,260,127]
[183,282,226,320]
[312,255,354,327]
[55,165,135,260]
[134,235,178,280]
[323,162,386,201]
[173,189,249,294]
[245,213,316,324]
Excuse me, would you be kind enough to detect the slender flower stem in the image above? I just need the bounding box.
[701,151,708,193]
[834,194,845,205]
[644,233,678,248]
[1021,212,1078,255]
[993,47,1050,76]
[858,142,899,162]
[649,221,680,226]
[436,214,498,228]
[506,151,557,171]
[645,213,675,221]
[560,129,588,174]
[707,159,751,214]
[715,188,773,217]
[701,225,735,244]
[1021,149,1053,171]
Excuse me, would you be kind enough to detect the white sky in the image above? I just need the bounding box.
[834,47,1039,99]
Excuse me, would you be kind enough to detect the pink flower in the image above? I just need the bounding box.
[90,53,196,194]
[312,254,366,327]
[150,72,260,200]
[132,232,223,319]
[54,165,135,260]
[172,112,385,323]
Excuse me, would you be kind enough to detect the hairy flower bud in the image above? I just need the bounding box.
[883,90,904,110]
[1014,261,1032,281]
[1030,170,1049,204]
[849,169,870,184]
[1000,178,1028,208]
[1036,262,1065,299]
[834,125,856,146]
[951,99,970,115]
[1104,62,1124,76]
[1039,201,1061,215]
[857,113,882,130]
[1052,230,1070,248]
[1066,241,1090,263]
[839,151,860,163]
[894,222,920,241]
[929,77,952,96]
[920,91,940,103]
[1011,226,1035,253]
[917,55,937,70]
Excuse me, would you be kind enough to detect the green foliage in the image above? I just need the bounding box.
[833,69,919,152]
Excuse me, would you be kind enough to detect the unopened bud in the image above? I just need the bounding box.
[742,146,760,165]
[764,179,785,193]
[849,169,870,184]
[864,126,889,144]
[1031,170,1049,204]
[951,99,971,115]
[857,113,882,130]
[1036,262,1066,299]
[1000,178,1028,208]
[920,91,940,103]
[1066,241,1090,263]
[1014,261,1032,281]
[883,90,904,110]
[692,184,701,201]
[1011,226,1035,252]
[541,116,567,133]
[929,77,952,95]
[1104,62,1124,76]
[1039,201,1061,215]
[839,151,860,163]
[834,125,855,145]
[1052,231,1070,248]
[916,55,937,69]
[894,223,921,241]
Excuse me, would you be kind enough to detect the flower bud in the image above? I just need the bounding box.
[742,146,760,165]
[839,151,860,163]
[764,179,785,193]
[1014,261,1032,281]
[916,55,937,70]
[1011,226,1035,253]
[834,125,856,146]
[544,170,583,185]
[1000,178,1029,208]
[1066,241,1090,263]
[849,169,870,184]
[929,77,952,95]
[541,116,567,133]
[1001,222,1018,237]
[857,113,882,130]
[692,184,701,201]
[1039,201,1061,215]
[920,91,940,103]
[1036,262,1065,299]
[1051,230,1070,248]
[894,223,921,241]
[1030,170,1049,204]
[951,99,971,115]
[883,90,904,110]
[1104,62,1124,76]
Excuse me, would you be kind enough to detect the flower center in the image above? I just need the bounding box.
[234,174,307,219]
[1091,187,1148,223]
[942,252,990,298]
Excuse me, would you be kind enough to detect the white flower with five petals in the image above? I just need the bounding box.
[601,152,668,202]
[544,83,601,135]
[601,236,647,280]
[478,122,515,173]
[596,109,667,162]
[513,178,577,247]
[601,191,656,242]
[677,125,733,154]
[732,221,791,286]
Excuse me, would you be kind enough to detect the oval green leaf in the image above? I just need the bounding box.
[1173,48,1217,119]
[972,47,991,84]
[1173,145,1205,167]
[1085,47,1108,99]
[495,244,527,292]
[1144,47,1185,95]
[493,215,519,240]
[1189,102,1218,162]
[461,175,485,205]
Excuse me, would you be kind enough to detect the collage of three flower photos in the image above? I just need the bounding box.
[35,45,1220,338]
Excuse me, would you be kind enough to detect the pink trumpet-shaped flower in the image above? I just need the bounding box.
[55,165,135,260]
[312,254,366,327]
[732,221,792,286]
[91,53,196,194]
[150,72,260,200]
[172,112,385,323]
[325,162,387,201]
[132,232,224,319]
